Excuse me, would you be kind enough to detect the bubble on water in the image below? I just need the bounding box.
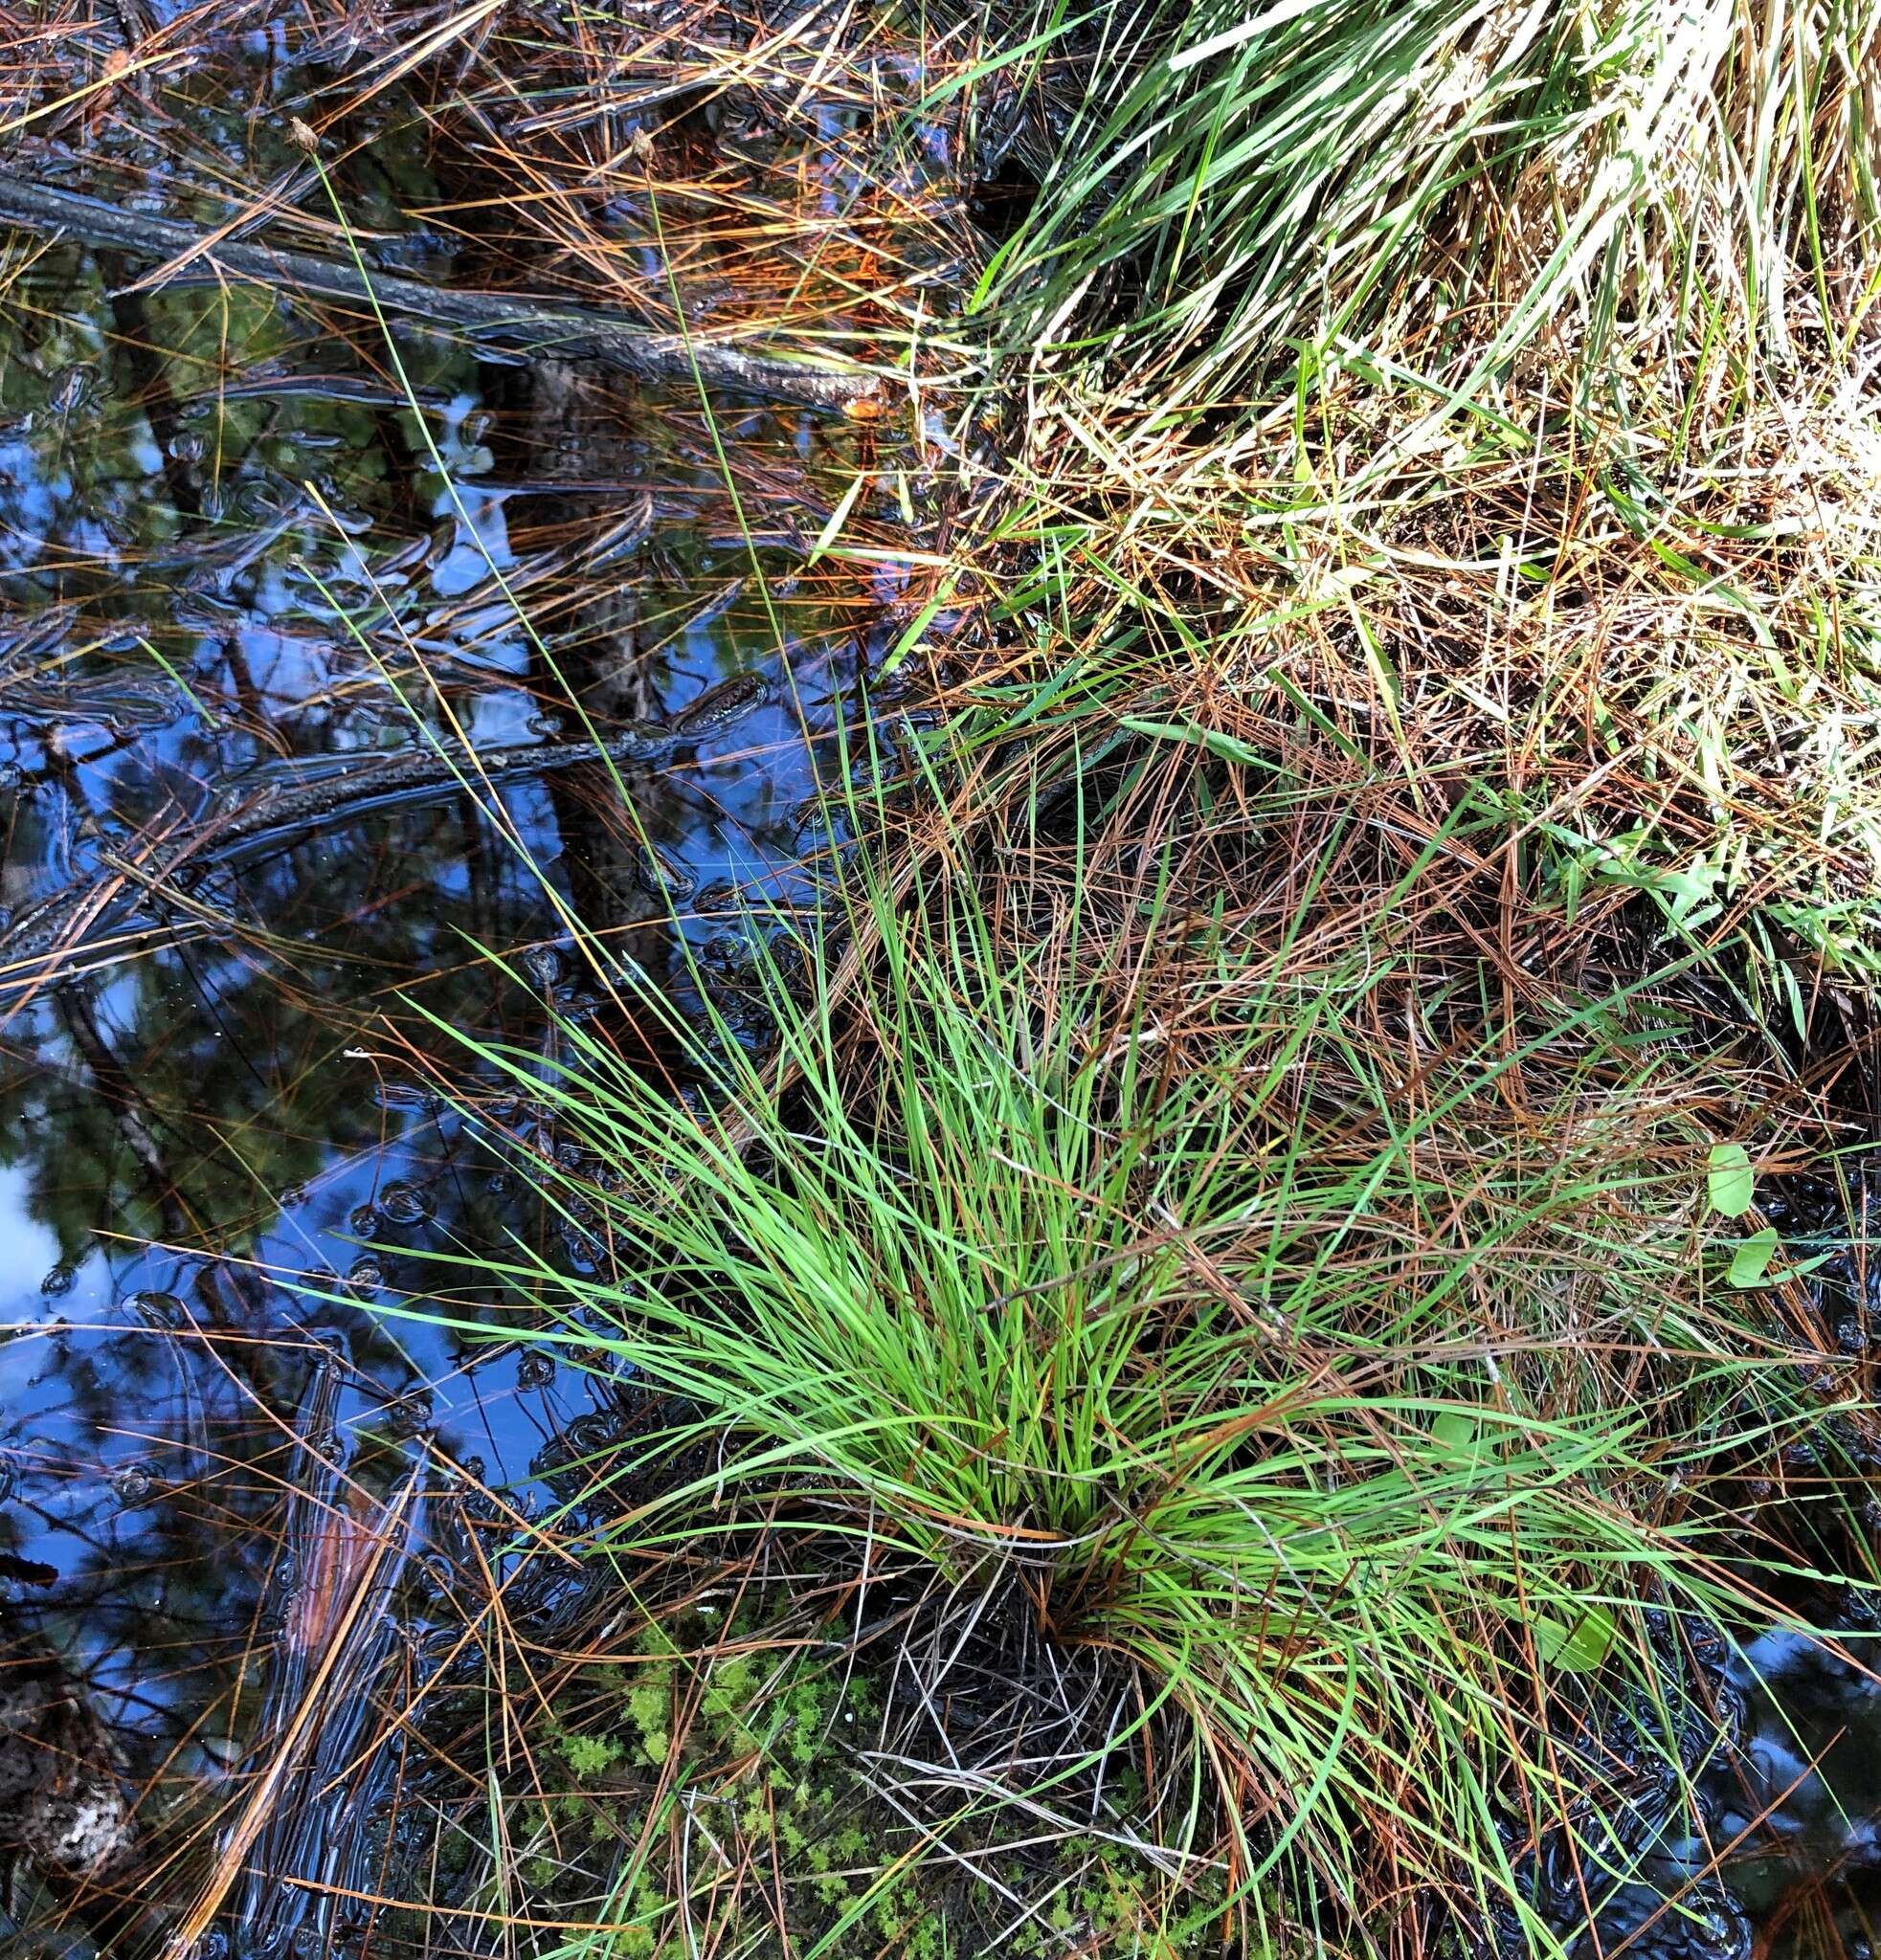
[524,942,568,989]
[517,1349,556,1391]
[555,1140,586,1171]
[277,1183,309,1212]
[385,1392,433,1439]
[132,1289,186,1328]
[703,930,755,976]
[377,1181,435,1227]
[563,1227,607,1276]
[40,1261,77,1297]
[305,1425,345,1465]
[634,842,696,902]
[374,1079,438,1112]
[486,1170,514,1197]
[564,1410,630,1455]
[347,1202,382,1239]
[347,1257,383,1298]
[185,1933,228,1960]
[112,1462,157,1504]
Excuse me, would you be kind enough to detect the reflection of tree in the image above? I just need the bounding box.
[0,16,915,1946]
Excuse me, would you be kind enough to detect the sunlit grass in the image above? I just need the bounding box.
[392,737,1851,1952]
[216,0,1881,1951]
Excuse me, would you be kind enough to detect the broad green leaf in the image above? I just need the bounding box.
[1431,1410,1483,1455]
[1706,1142,1754,1217]
[1728,1226,1780,1288]
[1534,1605,1617,1672]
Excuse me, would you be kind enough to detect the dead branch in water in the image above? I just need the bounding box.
[0,173,883,409]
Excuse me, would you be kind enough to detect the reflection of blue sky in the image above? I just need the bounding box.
[0,229,881,1840]
[0,436,69,571]
[0,1161,101,1323]
[432,491,514,596]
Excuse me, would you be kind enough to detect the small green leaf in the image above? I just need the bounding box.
[1706,1142,1754,1217]
[804,471,865,568]
[1431,1410,1483,1455]
[1533,1605,1617,1672]
[1728,1226,1780,1288]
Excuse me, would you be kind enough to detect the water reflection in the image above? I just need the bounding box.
[0,30,928,1948]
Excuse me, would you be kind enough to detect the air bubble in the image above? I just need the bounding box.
[524,944,568,989]
[518,1349,556,1391]
[385,1392,434,1439]
[40,1262,77,1297]
[112,1462,157,1504]
[347,1257,383,1298]
[377,1181,435,1227]
[634,842,696,902]
[374,1080,437,1112]
[348,1203,382,1239]
[132,1289,186,1328]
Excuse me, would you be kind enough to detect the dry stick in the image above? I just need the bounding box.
[0,173,881,409]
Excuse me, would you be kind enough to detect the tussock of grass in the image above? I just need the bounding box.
[338,0,1881,1951]
[416,767,1851,1949]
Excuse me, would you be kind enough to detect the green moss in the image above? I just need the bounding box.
[508,1604,1224,1957]
[563,1731,623,1779]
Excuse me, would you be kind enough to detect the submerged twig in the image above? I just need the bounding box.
[0,174,881,408]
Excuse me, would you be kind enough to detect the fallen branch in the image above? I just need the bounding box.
[0,172,882,408]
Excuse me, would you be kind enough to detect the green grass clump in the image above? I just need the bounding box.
[423,776,1843,1951]
[336,0,1881,1949]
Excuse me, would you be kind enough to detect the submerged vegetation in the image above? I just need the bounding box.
[2,0,1881,1953]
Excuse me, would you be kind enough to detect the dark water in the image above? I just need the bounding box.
[0,13,951,1951]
